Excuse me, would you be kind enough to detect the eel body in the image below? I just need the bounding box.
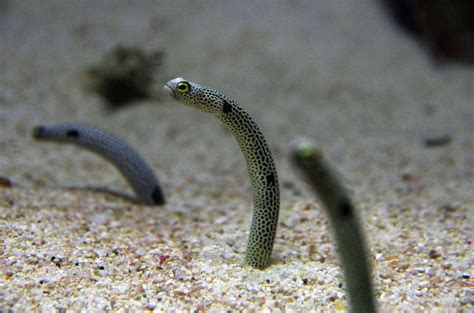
[164,77,279,269]
[291,139,376,313]
[33,123,165,205]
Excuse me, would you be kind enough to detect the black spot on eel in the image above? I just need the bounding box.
[291,138,377,313]
[164,77,279,269]
[32,123,165,205]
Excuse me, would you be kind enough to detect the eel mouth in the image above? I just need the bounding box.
[32,126,45,139]
[162,83,176,98]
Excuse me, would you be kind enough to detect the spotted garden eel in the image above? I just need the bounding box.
[32,123,165,205]
[291,139,376,313]
[163,77,279,269]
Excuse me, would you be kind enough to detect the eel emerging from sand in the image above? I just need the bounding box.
[164,77,279,269]
[291,138,376,313]
[32,123,165,205]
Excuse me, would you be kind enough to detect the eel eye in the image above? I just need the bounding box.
[177,82,190,93]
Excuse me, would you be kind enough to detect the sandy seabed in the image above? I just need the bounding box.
[0,1,473,311]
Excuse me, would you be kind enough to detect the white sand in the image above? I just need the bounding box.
[1,1,472,311]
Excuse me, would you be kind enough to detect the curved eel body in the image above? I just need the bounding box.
[164,77,279,269]
[291,139,376,313]
[32,123,165,205]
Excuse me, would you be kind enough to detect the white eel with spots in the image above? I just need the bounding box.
[164,77,279,269]
[32,123,165,205]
